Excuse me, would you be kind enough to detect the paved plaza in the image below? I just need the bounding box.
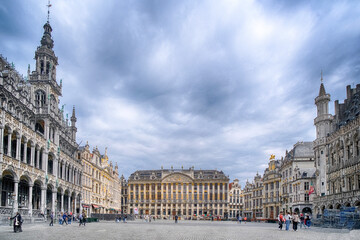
[1,220,359,240]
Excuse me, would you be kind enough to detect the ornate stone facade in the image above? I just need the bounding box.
[79,143,122,216]
[228,179,243,219]
[262,159,281,220]
[280,142,315,214]
[127,168,229,219]
[0,20,82,222]
[313,83,360,215]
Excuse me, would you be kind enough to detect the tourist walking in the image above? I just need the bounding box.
[278,212,284,230]
[175,214,178,223]
[305,214,311,228]
[79,213,83,226]
[9,212,23,233]
[62,212,68,225]
[284,212,292,231]
[292,212,299,231]
[299,213,305,228]
[49,212,54,226]
[239,215,242,224]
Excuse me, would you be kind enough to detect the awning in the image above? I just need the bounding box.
[92,204,101,209]
[108,208,115,211]
[82,204,90,208]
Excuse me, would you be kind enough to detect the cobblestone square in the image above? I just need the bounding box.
[1,220,359,240]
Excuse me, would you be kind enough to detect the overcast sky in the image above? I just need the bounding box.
[1,0,359,186]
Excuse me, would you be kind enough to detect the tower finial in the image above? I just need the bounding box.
[47,0,52,23]
[321,70,323,83]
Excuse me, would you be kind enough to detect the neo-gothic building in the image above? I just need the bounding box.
[313,83,360,215]
[0,19,82,222]
[127,168,229,219]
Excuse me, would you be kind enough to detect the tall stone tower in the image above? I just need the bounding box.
[314,75,333,196]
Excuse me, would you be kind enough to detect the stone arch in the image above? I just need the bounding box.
[344,202,351,207]
[335,203,341,209]
[355,201,360,207]
[328,204,333,209]
[302,207,312,214]
[32,179,43,210]
[1,170,18,207]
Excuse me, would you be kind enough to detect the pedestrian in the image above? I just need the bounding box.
[82,211,87,226]
[79,213,83,226]
[299,213,305,229]
[62,212,68,225]
[244,216,247,224]
[68,212,72,224]
[175,214,178,223]
[59,212,63,224]
[239,215,242,224]
[123,215,127,223]
[9,212,23,233]
[236,213,240,223]
[284,212,292,231]
[305,214,311,228]
[292,212,299,231]
[278,212,284,230]
[49,212,54,226]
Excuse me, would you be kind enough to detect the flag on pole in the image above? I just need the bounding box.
[309,181,315,195]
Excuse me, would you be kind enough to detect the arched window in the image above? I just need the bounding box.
[35,120,45,135]
[48,154,54,175]
[40,60,44,74]
[35,90,46,107]
[46,61,50,75]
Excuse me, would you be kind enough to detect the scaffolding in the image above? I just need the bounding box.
[318,207,360,230]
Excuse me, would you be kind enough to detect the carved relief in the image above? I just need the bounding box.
[162,173,193,183]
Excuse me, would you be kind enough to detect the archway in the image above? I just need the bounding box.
[294,208,300,214]
[302,207,312,215]
[18,176,30,209]
[32,180,42,212]
[335,203,341,210]
[46,184,54,216]
[1,171,15,207]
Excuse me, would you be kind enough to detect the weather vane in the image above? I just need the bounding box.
[321,70,323,83]
[47,0,52,23]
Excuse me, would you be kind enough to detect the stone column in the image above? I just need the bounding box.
[52,191,56,213]
[41,186,47,216]
[74,196,77,214]
[61,192,64,213]
[42,151,48,172]
[196,183,199,216]
[62,163,66,180]
[7,130,12,157]
[160,184,163,217]
[30,143,35,166]
[36,147,40,168]
[28,184,33,216]
[23,139,28,163]
[154,184,157,216]
[0,126,4,160]
[15,134,21,161]
[68,195,71,212]
[13,180,19,213]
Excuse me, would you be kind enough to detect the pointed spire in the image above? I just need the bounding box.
[319,71,326,96]
[71,105,77,126]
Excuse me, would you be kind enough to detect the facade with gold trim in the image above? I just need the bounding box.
[79,143,122,216]
[0,20,82,222]
[262,159,281,220]
[127,168,229,219]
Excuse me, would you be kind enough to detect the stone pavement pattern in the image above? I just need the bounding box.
[1,220,359,240]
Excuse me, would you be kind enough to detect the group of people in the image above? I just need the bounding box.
[236,214,248,224]
[278,212,311,231]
